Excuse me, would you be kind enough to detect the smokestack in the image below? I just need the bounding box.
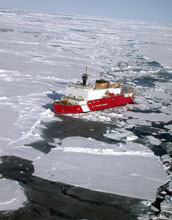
[82,67,88,86]
[82,73,88,86]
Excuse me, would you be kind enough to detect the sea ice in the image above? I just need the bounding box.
[144,90,171,101]
[127,118,151,126]
[164,124,172,133]
[147,136,161,146]
[33,147,168,202]
[0,9,172,213]
[123,111,171,123]
[0,178,27,211]
[104,128,137,141]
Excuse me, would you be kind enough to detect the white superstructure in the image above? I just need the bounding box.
[66,83,122,101]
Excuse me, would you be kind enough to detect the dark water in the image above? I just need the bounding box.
[0,117,152,220]
[40,116,116,143]
[0,62,172,220]
[0,155,146,220]
[0,102,171,219]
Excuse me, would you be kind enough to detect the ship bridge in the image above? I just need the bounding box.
[66,81,122,101]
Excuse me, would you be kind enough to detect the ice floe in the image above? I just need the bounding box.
[0,178,27,211]
[104,128,138,141]
[124,111,172,123]
[146,136,161,146]
[32,136,169,202]
[33,147,168,201]
[164,124,172,132]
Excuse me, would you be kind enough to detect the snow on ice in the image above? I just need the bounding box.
[0,178,27,211]
[33,147,166,202]
[0,8,172,212]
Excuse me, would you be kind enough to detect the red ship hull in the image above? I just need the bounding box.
[53,94,134,114]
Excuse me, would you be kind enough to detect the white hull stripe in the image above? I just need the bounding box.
[81,104,90,112]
